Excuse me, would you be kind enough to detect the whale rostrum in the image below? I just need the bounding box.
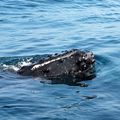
[17,49,96,86]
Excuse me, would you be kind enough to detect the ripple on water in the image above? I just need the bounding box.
[0,0,120,120]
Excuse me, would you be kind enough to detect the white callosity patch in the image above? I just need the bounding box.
[31,51,77,71]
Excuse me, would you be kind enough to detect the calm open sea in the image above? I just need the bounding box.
[0,0,120,120]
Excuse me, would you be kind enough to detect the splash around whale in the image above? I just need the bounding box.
[17,49,96,86]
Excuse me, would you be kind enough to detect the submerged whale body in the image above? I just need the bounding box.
[18,49,96,86]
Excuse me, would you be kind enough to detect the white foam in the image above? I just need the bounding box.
[18,58,32,67]
[1,58,33,72]
[2,64,19,72]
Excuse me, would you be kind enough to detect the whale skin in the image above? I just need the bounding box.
[17,49,96,86]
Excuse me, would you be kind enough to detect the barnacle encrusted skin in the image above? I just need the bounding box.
[18,49,95,83]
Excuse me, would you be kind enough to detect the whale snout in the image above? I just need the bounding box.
[17,49,96,83]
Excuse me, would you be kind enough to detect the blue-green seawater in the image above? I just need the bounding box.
[0,0,120,120]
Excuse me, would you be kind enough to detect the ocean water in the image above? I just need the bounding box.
[0,0,120,120]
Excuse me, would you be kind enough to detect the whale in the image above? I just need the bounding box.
[17,49,96,86]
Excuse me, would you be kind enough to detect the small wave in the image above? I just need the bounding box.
[0,55,46,73]
[1,64,19,72]
[0,58,33,73]
[95,54,113,71]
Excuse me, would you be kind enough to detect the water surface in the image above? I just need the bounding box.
[0,0,120,120]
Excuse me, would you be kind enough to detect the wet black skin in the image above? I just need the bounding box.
[17,49,96,86]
